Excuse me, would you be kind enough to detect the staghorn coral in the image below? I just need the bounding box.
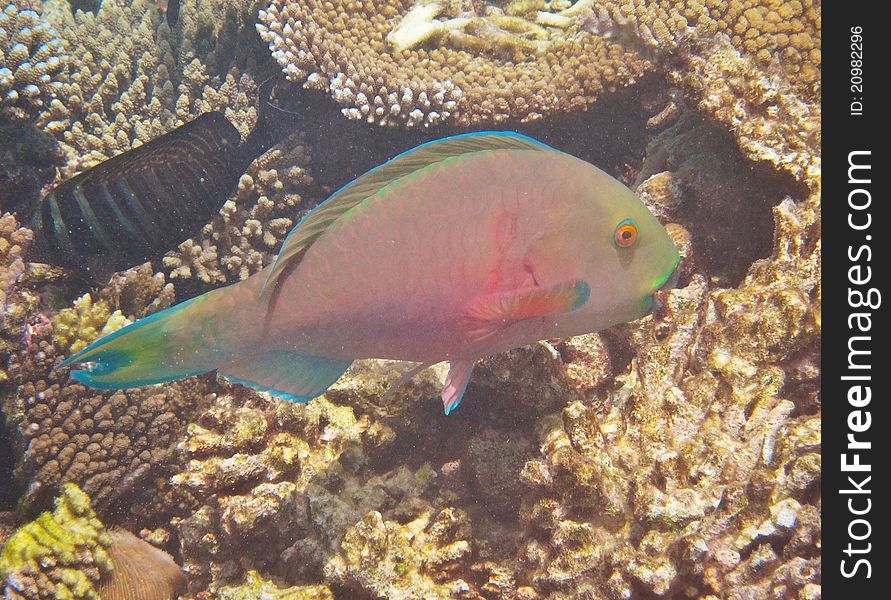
[0,483,113,599]
[0,1,67,121]
[257,0,653,127]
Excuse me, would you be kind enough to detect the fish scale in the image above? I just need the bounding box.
[60,132,680,415]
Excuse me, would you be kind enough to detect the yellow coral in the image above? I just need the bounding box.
[51,293,131,354]
[0,484,113,599]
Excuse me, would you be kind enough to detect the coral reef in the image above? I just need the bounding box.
[673,33,820,184]
[50,293,130,354]
[162,134,313,287]
[0,1,68,121]
[257,0,652,126]
[3,307,216,515]
[165,388,456,592]
[585,0,820,95]
[514,183,820,597]
[0,483,113,599]
[0,213,32,330]
[1,485,187,600]
[325,507,473,599]
[216,570,333,599]
[1,2,822,599]
[35,0,265,176]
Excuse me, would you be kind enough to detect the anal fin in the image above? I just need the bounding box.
[219,349,351,402]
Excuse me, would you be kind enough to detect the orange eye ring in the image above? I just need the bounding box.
[614,219,638,248]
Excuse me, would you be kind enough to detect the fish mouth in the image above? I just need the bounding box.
[649,255,681,309]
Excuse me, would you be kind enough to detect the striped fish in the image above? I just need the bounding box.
[31,81,298,280]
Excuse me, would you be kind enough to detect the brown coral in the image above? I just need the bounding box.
[3,315,216,515]
[257,0,653,127]
[586,0,820,96]
[36,0,265,176]
[514,181,820,598]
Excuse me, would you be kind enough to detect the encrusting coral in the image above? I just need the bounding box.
[0,483,113,599]
[257,0,653,127]
[0,1,68,121]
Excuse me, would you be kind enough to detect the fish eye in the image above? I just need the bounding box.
[614,219,638,248]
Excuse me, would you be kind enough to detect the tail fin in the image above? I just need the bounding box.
[58,292,236,389]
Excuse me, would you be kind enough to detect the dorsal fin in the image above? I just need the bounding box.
[260,132,553,301]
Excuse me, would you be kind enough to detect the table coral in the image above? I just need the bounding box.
[583,0,820,96]
[0,483,113,599]
[0,1,67,121]
[256,0,652,127]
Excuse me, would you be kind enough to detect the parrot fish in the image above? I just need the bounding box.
[60,132,680,414]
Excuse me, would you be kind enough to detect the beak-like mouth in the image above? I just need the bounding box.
[649,255,681,310]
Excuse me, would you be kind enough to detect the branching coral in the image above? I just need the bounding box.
[3,312,216,515]
[50,293,130,354]
[0,213,32,327]
[0,1,67,121]
[162,134,313,286]
[35,0,265,177]
[257,0,652,127]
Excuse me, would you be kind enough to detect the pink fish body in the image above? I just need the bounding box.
[62,133,679,414]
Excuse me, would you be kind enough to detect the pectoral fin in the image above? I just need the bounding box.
[462,279,590,342]
[442,359,475,415]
